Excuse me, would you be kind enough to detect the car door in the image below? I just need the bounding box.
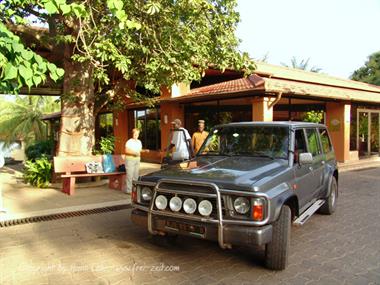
[318,127,335,195]
[304,128,325,199]
[293,128,319,209]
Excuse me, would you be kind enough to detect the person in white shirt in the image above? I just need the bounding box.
[125,128,142,194]
[167,119,194,160]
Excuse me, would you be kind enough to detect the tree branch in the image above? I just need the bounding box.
[94,97,110,116]
[6,23,54,51]
[24,6,48,20]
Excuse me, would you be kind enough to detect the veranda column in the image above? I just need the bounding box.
[252,97,275,121]
[113,110,129,154]
[326,102,351,163]
[159,84,188,156]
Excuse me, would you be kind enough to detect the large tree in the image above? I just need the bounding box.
[351,51,380,86]
[1,0,254,156]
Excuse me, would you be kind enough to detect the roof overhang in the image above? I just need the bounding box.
[264,78,380,103]
[42,111,61,120]
[160,64,380,104]
[19,87,62,96]
[160,74,266,103]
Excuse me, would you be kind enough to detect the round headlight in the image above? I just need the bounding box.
[183,198,197,214]
[155,195,167,210]
[141,187,153,201]
[234,197,250,214]
[198,200,213,216]
[169,196,182,212]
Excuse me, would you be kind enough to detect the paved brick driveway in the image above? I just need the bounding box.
[1,168,380,285]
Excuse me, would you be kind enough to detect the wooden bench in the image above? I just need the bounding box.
[53,155,126,195]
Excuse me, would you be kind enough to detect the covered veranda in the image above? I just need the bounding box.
[148,62,380,163]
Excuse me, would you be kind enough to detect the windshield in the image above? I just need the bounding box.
[197,126,289,159]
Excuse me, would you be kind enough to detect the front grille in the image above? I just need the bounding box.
[158,182,215,194]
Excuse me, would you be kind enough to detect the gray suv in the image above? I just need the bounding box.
[131,122,338,270]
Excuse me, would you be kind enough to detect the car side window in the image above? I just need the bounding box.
[319,128,332,154]
[294,129,307,162]
[306,128,322,157]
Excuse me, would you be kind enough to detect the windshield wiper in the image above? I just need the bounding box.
[197,152,231,157]
[198,152,235,157]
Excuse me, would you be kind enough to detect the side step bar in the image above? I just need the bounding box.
[293,199,325,226]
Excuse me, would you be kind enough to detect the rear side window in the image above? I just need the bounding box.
[295,129,307,153]
[294,129,307,163]
[319,128,332,153]
[305,128,322,157]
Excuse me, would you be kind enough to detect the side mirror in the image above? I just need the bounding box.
[299,152,313,165]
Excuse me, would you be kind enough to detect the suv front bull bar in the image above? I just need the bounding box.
[146,179,270,249]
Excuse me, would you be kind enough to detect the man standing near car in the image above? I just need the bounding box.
[167,119,193,160]
[192,120,209,154]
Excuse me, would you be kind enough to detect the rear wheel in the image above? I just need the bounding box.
[265,205,291,270]
[318,176,338,215]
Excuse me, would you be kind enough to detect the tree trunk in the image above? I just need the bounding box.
[57,45,95,156]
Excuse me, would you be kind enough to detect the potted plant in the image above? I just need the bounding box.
[99,136,115,173]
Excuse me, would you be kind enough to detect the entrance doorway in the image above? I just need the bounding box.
[357,109,380,157]
[184,99,252,135]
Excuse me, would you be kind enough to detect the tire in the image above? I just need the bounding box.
[318,176,338,215]
[265,205,291,270]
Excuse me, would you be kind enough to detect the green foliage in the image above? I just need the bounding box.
[0,96,11,110]
[359,114,368,138]
[23,155,52,188]
[25,140,54,161]
[91,0,254,95]
[0,100,45,143]
[2,0,255,154]
[208,134,220,152]
[0,23,64,94]
[0,96,57,144]
[1,0,254,100]
[94,136,115,155]
[302,110,324,123]
[100,136,115,154]
[351,51,380,86]
[281,57,321,73]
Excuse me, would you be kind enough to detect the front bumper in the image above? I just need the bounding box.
[131,209,272,247]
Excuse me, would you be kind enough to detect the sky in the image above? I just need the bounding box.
[236,0,380,79]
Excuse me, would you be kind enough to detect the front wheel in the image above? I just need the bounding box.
[318,176,338,215]
[265,205,291,270]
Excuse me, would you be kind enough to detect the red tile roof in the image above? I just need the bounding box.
[185,74,265,98]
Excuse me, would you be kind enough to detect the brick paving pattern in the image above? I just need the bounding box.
[1,168,380,284]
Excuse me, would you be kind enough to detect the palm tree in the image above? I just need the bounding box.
[0,95,60,145]
[281,57,322,73]
[254,52,270,63]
